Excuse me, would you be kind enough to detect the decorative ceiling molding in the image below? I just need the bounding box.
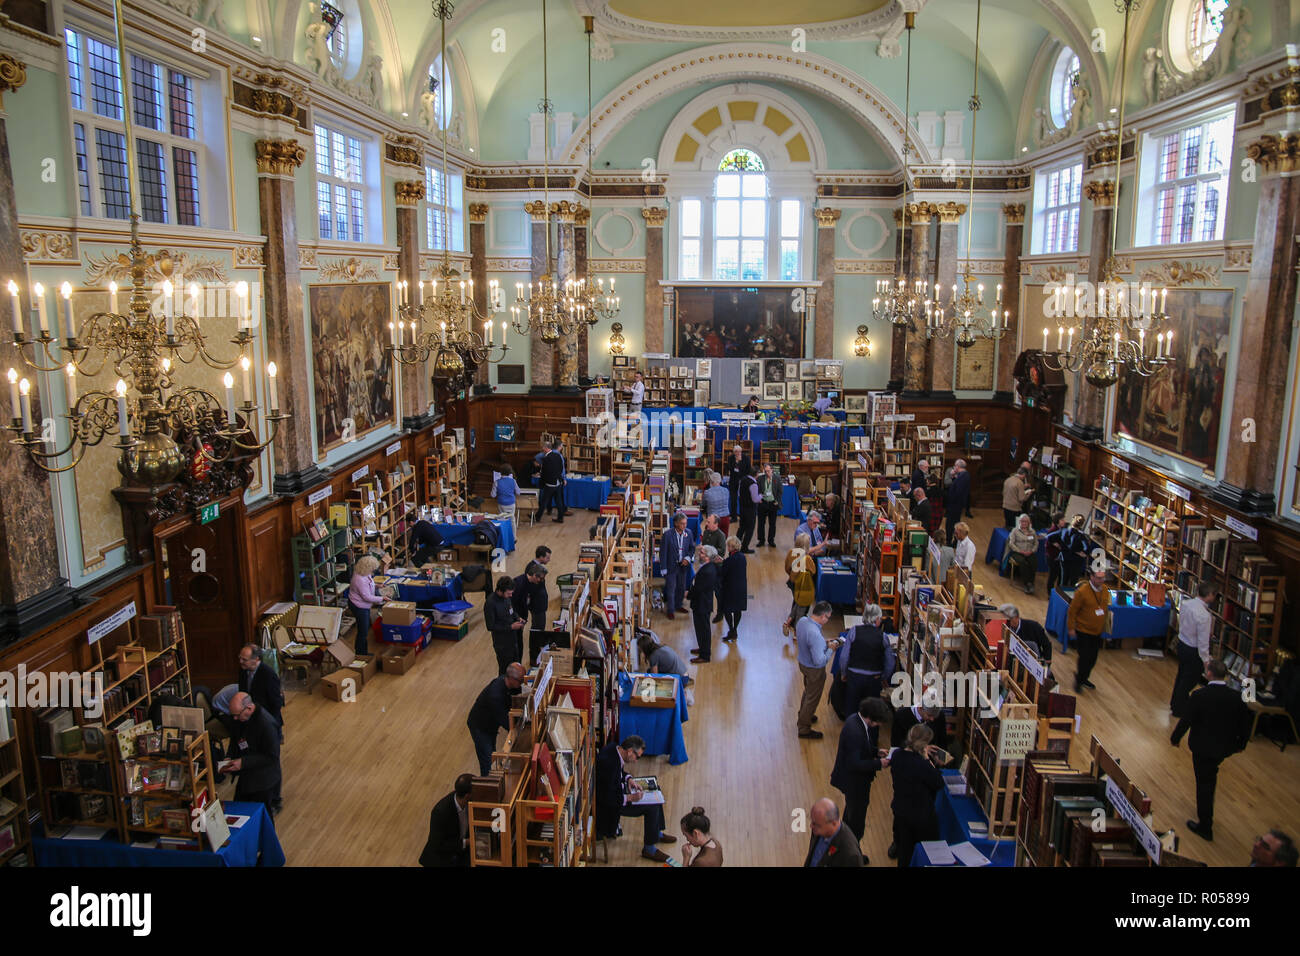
[84,248,229,285]
[20,229,76,263]
[1137,260,1220,287]
[588,258,645,273]
[594,210,642,256]
[834,259,895,275]
[839,210,890,259]
[317,258,381,282]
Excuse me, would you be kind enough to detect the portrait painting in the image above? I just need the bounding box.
[674,286,806,358]
[740,360,762,395]
[764,359,786,384]
[1113,288,1231,469]
[803,381,818,401]
[785,360,800,381]
[309,282,395,452]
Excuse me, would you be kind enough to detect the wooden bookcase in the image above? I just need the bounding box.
[0,706,32,866]
[964,670,1035,839]
[348,469,418,566]
[563,428,600,478]
[880,437,912,482]
[120,730,217,844]
[292,521,353,607]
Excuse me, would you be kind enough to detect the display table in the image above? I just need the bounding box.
[561,475,613,511]
[909,770,1015,866]
[780,483,804,519]
[616,671,689,765]
[1045,587,1173,652]
[429,517,516,553]
[815,557,858,606]
[33,802,285,867]
[984,526,1049,573]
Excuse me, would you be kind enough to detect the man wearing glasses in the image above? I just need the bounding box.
[222,692,282,816]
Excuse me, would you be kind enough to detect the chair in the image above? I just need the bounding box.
[1248,700,1298,751]
[796,475,816,514]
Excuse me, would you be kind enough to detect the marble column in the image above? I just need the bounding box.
[526,200,555,390]
[1072,179,1115,441]
[887,207,908,391]
[1214,133,1300,514]
[468,202,490,389]
[254,138,325,494]
[555,201,579,390]
[928,201,964,398]
[813,208,839,359]
[642,207,667,353]
[575,205,590,380]
[0,55,76,640]
[394,179,432,426]
[995,203,1025,401]
[902,202,933,395]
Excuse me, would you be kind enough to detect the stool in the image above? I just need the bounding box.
[1248,701,1298,751]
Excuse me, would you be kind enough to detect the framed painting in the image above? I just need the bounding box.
[1112,287,1232,469]
[845,394,868,412]
[785,360,800,381]
[762,382,786,401]
[817,361,843,381]
[740,360,762,395]
[674,286,807,358]
[763,359,786,383]
[803,381,818,401]
[309,282,396,452]
[799,360,816,379]
[695,358,712,378]
[786,381,803,400]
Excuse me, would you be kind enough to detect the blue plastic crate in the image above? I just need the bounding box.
[381,616,432,645]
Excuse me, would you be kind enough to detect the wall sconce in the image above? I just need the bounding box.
[607,322,626,355]
[853,324,872,357]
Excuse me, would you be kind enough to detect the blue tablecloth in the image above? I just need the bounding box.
[1046,587,1173,651]
[781,483,804,519]
[33,802,285,867]
[396,575,464,605]
[430,518,516,553]
[910,770,1015,866]
[816,558,858,606]
[617,672,689,765]
[984,526,1049,573]
[561,475,612,511]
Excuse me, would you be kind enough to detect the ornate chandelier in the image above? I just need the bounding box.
[390,1,508,387]
[511,0,579,345]
[926,0,1011,349]
[872,11,925,329]
[1041,0,1171,388]
[4,0,284,482]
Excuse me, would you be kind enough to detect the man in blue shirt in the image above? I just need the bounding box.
[795,511,830,557]
[796,602,841,739]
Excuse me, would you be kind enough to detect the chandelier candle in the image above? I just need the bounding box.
[159,358,170,401]
[240,355,252,404]
[33,284,47,334]
[109,282,119,315]
[6,368,16,421]
[65,363,76,408]
[267,362,278,412]
[223,373,235,425]
[7,282,19,335]
[163,281,175,337]
[115,380,128,437]
[18,378,31,434]
[236,281,249,329]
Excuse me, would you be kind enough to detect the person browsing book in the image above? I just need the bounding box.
[222,692,282,814]
[594,735,676,863]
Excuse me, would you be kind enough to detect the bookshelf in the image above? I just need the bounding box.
[120,729,217,846]
[0,703,31,866]
[681,424,713,490]
[964,670,1035,839]
[563,428,600,478]
[880,437,912,483]
[292,521,353,607]
[348,468,418,566]
[758,439,791,470]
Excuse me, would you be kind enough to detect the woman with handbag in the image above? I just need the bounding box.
[783,534,816,637]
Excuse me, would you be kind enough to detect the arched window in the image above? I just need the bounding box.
[714,149,767,281]
[427,55,453,130]
[1048,47,1079,129]
[327,22,346,70]
[1186,0,1228,69]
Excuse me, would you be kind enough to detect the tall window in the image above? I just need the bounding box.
[679,198,702,279]
[714,149,766,281]
[1033,161,1082,254]
[425,165,464,252]
[427,56,452,130]
[778,200,801,280]
[1186,0,1228,69]
[1048,47,1080,128]
[1140,113,1233,246]
[65,27,201,224]
[315,123,365,242]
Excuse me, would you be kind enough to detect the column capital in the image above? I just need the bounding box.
[1083,179,1116,208]
[574,205,591,226]
[384,135,424,169]
[893,207,904,224]
[524,200,550,221]
[468,202,490,223]
[907,201,934,224]
[1002,202,1026,224]
[0,54,27,108]
[814,207,842,227]
[254,138,306,177]
[1244,132,1300,177]
[394,179,425,207]
[552,200,580,223]
[641,206,668,227]
[934,201,966,224]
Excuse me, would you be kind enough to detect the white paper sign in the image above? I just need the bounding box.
[1225,515,1258,541]
[433,423,446,436]
[1008,634,1048,685]
[884,414,916,422]
[1164,480,1191,502]
[386,440,402,456]
[996,717,1039,762]
[1105,776,1162,864]
[532,655,554,719]
[307,486,332,506]
[88,602,137,645]
[1110,456,1130,473]
[1055,433,1073,448]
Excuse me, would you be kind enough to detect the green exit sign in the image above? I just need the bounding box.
[199,501,220,525]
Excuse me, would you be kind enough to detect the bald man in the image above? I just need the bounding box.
[223,691,282,813]
[803,797,864,867]
[467,663,526,775]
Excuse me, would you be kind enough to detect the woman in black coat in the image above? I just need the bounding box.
[718,537,748,643]
[890,724,944,868]
[688,546,721,664]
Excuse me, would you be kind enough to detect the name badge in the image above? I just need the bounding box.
[238,739,249,750]
[1095,608,1105,616]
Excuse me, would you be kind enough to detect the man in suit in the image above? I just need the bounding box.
[539,440,568,522]
[236,644,284,727]
[944,459,970,544]
[593,735,676,863]
[512,562,548,655]
[803,797,863,867]
[485,576,526,676]
[530,546,553,631]
[466,663,525,776]
[659,512,694,621]
[419,773,472,867]
[1171,660,1251,841]
[910,459,929,495]
[831,698,891,856]
[726,444,752,522]
[224,691,282,814]
[910,486,932,531]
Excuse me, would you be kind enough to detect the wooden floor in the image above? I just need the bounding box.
[259,508,1300,867]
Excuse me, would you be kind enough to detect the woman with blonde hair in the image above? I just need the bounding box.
[719,536,748,643]
[783,532,816,636]
[348,554,387,655]
[889,723,943,868]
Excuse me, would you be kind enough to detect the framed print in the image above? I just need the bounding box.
[612,355,631,367]
[803,381,818,401]
[763,382,786,401]
[695,358,712,378]
[786,381,803,400]
[785,360,800,381]
[740,360,762,395]
[309,282,396,453]
[763,359,786,383]
[674,286,806,357]
[816,361,843,381]
[800,360,816,379]
[917,425,931,440]
[845,395,868,412]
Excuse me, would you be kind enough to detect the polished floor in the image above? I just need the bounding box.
[259,506,1300,866]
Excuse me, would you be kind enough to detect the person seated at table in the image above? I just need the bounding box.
[998,603,1053,662]
[419,773,473,867]
[493,464,519,527]
[1006,514,1040,595]
[820,494,843,541]
[680,806,724,867]
[740,395,761,414]
[636,631,692,686]
[795,511,830,556]
[890,724,944,868]
[783,534,816,636]
[348,555,388,655]
[594,735,676,863]
[700,513,727,555]
[409,519,447,567]
[896,477,912,499]
[952,522,976,575]
[699,472,731,535]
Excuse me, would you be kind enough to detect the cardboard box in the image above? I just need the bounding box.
[342,653,379,686]
[380,644,418,675]
[320,668,363,701]
[383,601,418,626]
